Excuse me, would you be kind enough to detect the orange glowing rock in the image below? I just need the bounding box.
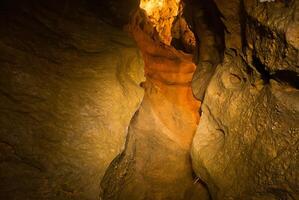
[128,10,200,148]
[99,8,209,200]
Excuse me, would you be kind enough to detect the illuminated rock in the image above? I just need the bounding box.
[0,1,144,199]
[100,8,209,200]
[191,1,299,199]
[140,0,181,45]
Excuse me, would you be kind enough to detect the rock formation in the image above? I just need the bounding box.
[0,0,298,199]
[100,7,209,200]
[0,1,144,199]
[191,0,299,199]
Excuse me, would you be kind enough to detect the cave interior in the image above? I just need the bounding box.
[0,0,298,200]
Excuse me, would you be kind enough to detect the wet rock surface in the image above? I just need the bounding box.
[0,1,144,199]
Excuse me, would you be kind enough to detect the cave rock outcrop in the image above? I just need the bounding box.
[191,1,299,199]
[0,1,144,199]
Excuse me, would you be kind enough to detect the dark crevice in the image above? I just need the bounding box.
[192,171,213,200]
[171,37,193,54]
[198,0,226,62]
[271,70,299,89]
[184,0,226,64]
[185,0,226,101]
[239,0,247,54]
[252,54,299,89]
[252,54,271,85]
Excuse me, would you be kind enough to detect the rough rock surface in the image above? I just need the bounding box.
[191,0,299,199]
[0,0,298,199]
[100,9,210,200]
[244,0,299,73]
[140,0,181,45]
[0,1,144,199]
[186,0,225,100]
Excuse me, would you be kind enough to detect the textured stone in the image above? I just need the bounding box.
[192,51,299,199]
[0,1,144,199]
[186,0,225,100]
[244,0,299,73]
[191,0,299,198]
[214,0,242,50]
[140,0,181,45]
[100,9,209,200]
[0,0,298,199]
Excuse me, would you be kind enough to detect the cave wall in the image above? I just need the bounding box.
[100,9,211,199]
[0,1,144,199]
[191,0,299,199]
[0,0,298,199]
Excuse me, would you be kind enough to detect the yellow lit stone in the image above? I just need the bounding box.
[139,0,181,45]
